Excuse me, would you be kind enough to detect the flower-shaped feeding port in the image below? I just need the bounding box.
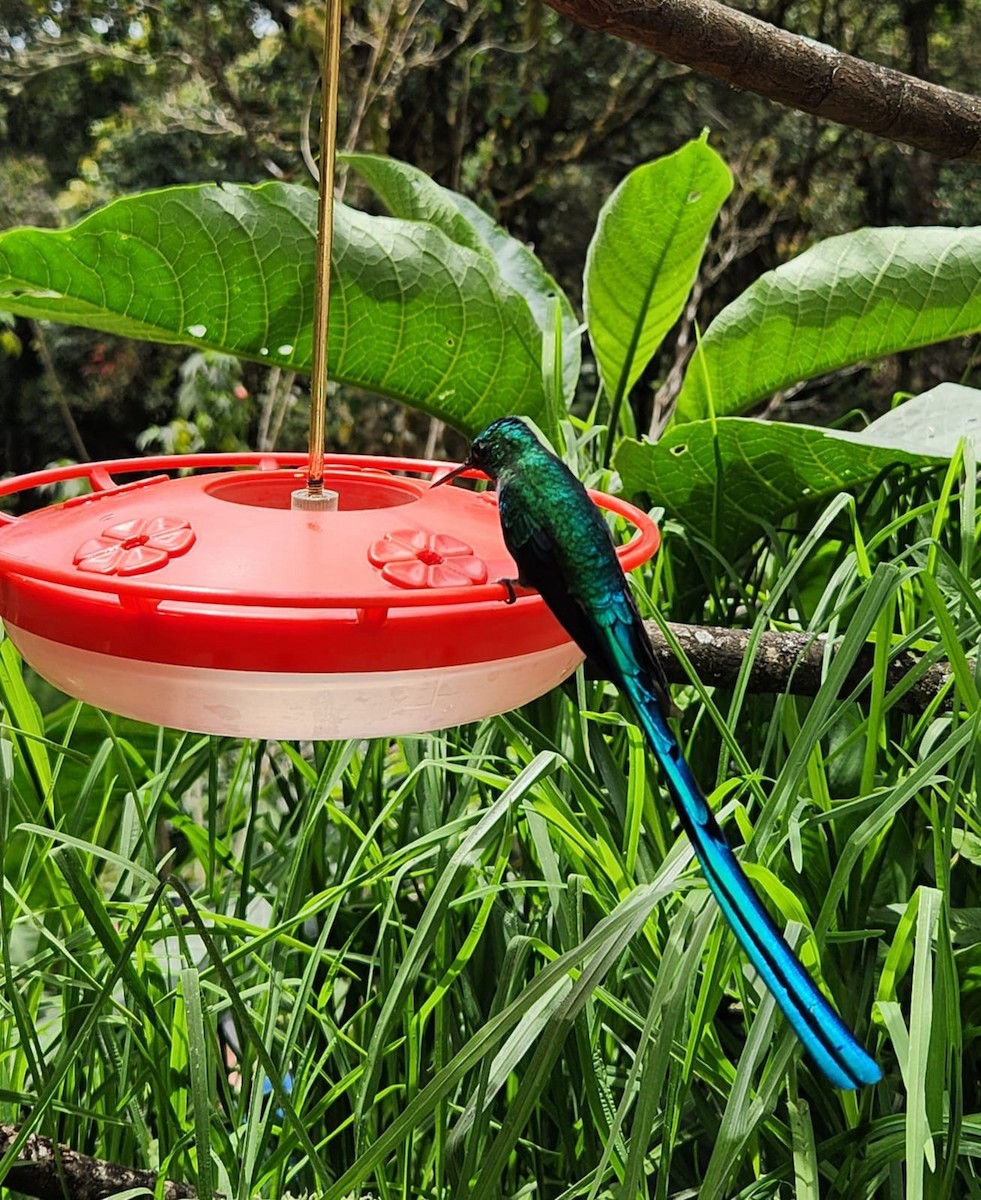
[74,516,196,576]
[368,529,489,589]
[0,452,659,740]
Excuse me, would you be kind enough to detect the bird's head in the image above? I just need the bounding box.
[431,416,537,487]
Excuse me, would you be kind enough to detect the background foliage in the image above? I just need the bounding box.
[1,0,980,472]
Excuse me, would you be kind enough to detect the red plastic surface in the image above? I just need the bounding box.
[0,453,660,674]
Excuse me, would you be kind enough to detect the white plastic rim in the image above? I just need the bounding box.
[5,623,585,739]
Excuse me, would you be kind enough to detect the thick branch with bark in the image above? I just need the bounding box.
[0,1125,197,1200]
[542,0,981,162]
[645,622,954,713]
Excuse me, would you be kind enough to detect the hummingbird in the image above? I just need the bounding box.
[433,416,880,1089]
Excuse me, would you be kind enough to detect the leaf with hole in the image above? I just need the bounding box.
[615,417,946,551]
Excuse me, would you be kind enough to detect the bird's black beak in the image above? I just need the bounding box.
[430,459,472,489]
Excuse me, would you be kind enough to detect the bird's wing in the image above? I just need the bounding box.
[498,488,614,672]
[584,563,674,710]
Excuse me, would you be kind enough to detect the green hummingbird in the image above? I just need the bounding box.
[433,415,880,1089]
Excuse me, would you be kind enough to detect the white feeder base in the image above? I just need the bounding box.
[5,623,585,739]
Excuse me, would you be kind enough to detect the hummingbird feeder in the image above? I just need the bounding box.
[0,3,660,740]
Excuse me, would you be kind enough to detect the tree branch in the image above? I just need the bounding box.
[541,0,981,162]
[0,1125,197,1200]
[645,622,954,713]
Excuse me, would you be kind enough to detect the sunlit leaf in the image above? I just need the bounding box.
[584,135,732,407]
[675,226,981,423]
[0,180,549,434]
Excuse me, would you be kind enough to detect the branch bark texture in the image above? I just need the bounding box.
[0,1125,197,1200]
[645,622,953,713]
[542,0,981,162]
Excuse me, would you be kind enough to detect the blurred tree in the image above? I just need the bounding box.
[0,0,978,474]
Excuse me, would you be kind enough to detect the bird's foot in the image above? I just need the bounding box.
[498,577,519,605]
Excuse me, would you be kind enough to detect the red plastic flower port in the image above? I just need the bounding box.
[368,527,489,590]
[74,515,196,577]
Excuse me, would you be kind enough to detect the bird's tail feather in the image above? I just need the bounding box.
[626,680,880,1089]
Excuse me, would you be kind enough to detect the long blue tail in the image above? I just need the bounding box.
[624,675,880,1089]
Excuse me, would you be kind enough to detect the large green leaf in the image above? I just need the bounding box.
[344,151,581,419]
[674,226,981,424]
[615,417,946,552]
[343,152,488,254]
[0,180,549,434]
[583,135,732,407]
